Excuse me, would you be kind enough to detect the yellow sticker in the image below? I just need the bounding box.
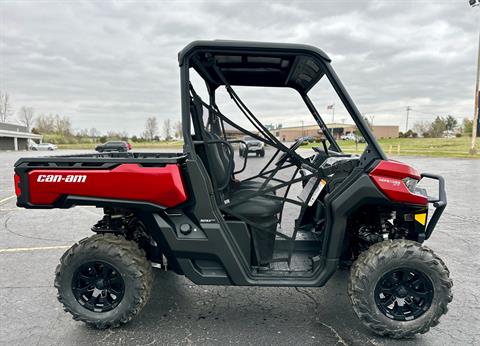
[415,213,427,226]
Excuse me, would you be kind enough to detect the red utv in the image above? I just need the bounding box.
[13,41,451,338]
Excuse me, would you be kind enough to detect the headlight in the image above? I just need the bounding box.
[402,177,418,193]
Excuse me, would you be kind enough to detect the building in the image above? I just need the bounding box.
[0,122,42,151]
[275,123,399,142]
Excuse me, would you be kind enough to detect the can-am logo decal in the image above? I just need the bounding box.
[378,177,401,186]
[36,174,87,183]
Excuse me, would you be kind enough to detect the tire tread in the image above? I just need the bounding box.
[54,233,153,329]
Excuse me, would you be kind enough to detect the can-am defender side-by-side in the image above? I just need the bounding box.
[13,41,452,338]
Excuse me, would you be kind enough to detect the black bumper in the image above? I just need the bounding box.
[421,173,447,239]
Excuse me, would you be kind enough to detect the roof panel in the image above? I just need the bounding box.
[182,40,330,93]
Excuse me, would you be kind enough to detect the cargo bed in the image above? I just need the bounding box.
[14,151,188,210]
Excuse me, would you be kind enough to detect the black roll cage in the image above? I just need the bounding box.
[179,41,386,162]
[178,41,387,268]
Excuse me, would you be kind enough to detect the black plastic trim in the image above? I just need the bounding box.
[421,173,447,239]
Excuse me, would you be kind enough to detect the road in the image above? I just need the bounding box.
[0,148,479,345]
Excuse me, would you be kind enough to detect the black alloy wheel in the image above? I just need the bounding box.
[72,261,125,313]
[348,240,452,338]
[374,268,434,321]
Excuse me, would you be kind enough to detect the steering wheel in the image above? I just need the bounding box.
[275,137,307,166]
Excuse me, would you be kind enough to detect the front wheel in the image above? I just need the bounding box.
[348,240,452,338]
[55,234,153,329]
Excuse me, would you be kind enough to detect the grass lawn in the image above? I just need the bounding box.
[58,141,184,150]
[304,136,480,159]
[57,137,480,158]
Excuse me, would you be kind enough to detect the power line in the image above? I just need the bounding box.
[405,106,411,132]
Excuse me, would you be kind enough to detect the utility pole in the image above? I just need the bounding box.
[405,106,412,132]
[301,120,304,137]
[469,0,480,155]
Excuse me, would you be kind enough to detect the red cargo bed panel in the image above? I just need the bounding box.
[27,163,187,207]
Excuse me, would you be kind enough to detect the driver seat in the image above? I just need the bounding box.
[192,95,273,194]
[191,95,281,265]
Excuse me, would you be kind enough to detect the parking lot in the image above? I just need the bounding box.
[1,148,479,346]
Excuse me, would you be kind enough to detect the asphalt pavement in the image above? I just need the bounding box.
[0,148,479,345]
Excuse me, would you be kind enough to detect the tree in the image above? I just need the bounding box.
[463,118,473,134]
[144,116,158,141]
[54,114,72,136]
[76,128,90,137]
[445,115,457,132]
[173,120,182,139]
[35,114,55,133]
[18,106,35,131]
[0,92,12,122]
[163,118,172,140]
[429,116,447,138]
[413,121,431,137]
[89,127,100,139]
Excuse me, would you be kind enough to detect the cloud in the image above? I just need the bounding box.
[0,0,478,135]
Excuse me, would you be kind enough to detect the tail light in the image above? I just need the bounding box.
[14,174,21,197]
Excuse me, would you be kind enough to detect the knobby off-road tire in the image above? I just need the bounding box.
[55,234,153,329]
[348,239,452,338]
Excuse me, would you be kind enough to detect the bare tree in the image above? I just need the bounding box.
[144,116,158,141]
[35,114,56,133]
[413,121,431,137]
[174,120,183,139]
[19,106,35,131]
[54,114,72,136]
[163,118,172,140]
[89,127,100,140]
[0,92,12,122]
[79,128,90,136]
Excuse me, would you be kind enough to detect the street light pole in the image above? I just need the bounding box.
[469,0,480,155]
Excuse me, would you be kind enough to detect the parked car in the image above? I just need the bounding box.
[341,133,356,140]
[30,143,57,151]
[239,136,265,157]
[95,141,130,153]
[341,133,365,142]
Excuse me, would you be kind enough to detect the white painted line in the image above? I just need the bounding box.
[0,245,70,253]
[0,195,16,204]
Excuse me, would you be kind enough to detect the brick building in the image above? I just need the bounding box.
[275,123,399,142]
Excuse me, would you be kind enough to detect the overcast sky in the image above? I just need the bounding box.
[1,0,478,135]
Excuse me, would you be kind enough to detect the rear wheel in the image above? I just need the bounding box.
[348,240,452,338]
[55,234,153,329]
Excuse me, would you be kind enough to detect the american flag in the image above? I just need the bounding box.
[326,104,334,110]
